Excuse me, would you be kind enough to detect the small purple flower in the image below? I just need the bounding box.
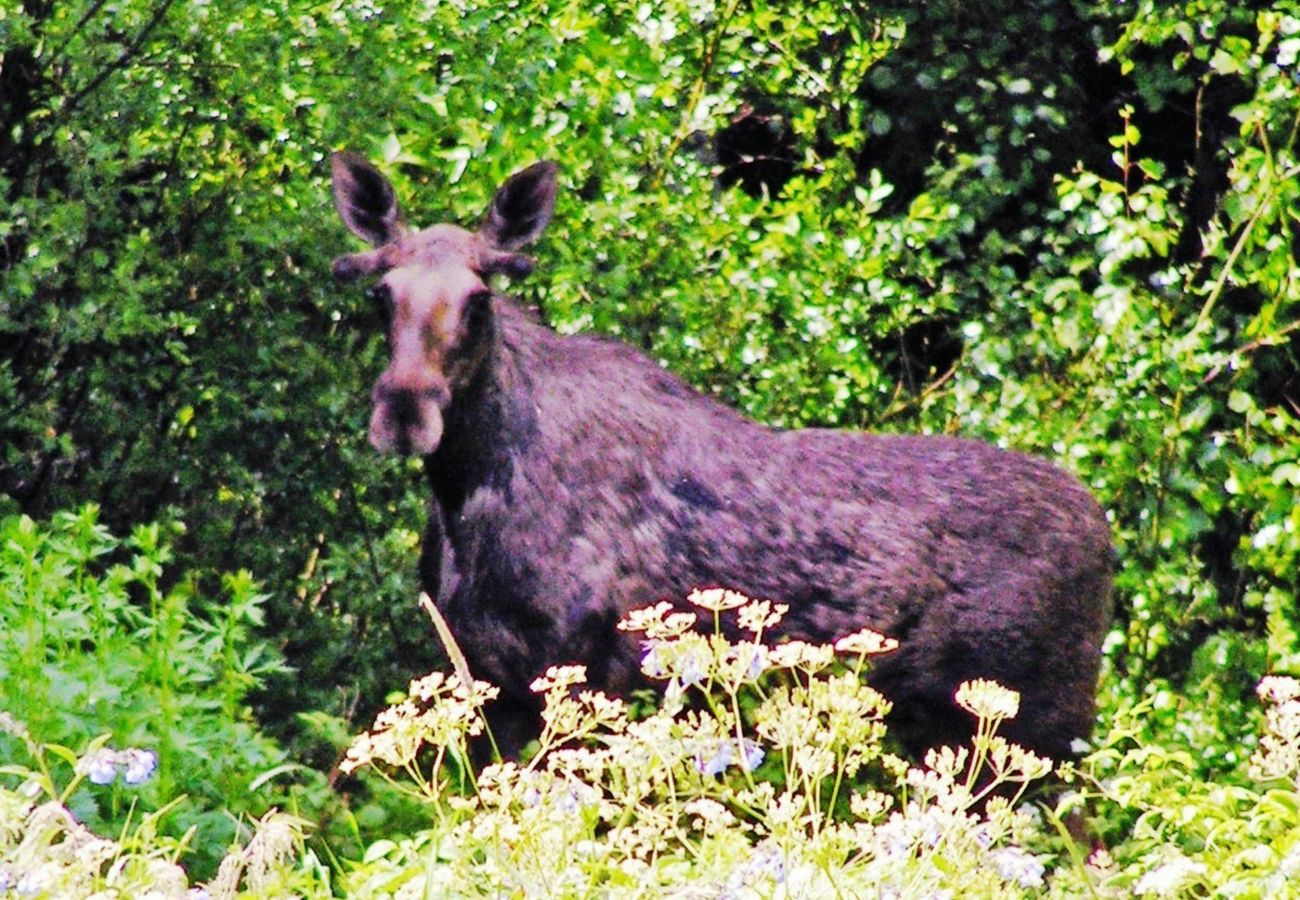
[992,847,1045,888]
[81,748,119,785]
[121,748,159,785]
[641,642,667,678]
[694,739,764,777]
[559,789,581,813]
[725,842,786,893]
[679,649,706,688]
[695,741,733,777]
[15,867,50,895]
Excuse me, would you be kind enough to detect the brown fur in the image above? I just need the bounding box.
[330,154,1114,760]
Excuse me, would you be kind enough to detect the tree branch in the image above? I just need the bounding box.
[41,0,180,133]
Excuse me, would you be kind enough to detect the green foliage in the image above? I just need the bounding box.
[0,722,326,898]
[0,507,311,878]
[1049,676,1300,896]
[4,0,1297,748]
[5,591,1300,895]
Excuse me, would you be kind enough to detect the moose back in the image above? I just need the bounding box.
[330,153,1114,760]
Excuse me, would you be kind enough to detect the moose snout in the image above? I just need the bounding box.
[369,374,450,456]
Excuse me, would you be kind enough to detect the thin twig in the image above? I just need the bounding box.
[419,592,475,695]
[878,360,960,423]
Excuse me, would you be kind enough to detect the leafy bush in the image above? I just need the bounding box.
[2,0,1297,764]
[3,0,1300,891]
[0,720,323,898]
[1049,676,1300,896]
[0,507,311,878]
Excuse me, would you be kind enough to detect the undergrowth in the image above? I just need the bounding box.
[5,547,1300,897]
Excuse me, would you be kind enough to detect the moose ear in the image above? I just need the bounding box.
[331,151,404,246]
[480,161,557,251]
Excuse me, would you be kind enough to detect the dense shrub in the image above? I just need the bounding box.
[0,507,312,878]
[2,1,1296,753]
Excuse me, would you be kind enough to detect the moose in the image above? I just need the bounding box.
[330,152,1114,761]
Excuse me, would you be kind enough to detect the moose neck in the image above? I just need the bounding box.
[423,298,538,516]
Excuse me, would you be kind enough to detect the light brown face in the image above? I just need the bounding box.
[330,152,557,457]
[361,226,496,455]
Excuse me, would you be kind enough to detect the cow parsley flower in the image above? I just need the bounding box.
[767,640,835,672]
[955,679,1021,721]
[1258,676,1300,704]
[737,599,787,633]
[834,627,899,656]
[618,602,696,639]
[686,587,748,611]
[530,665,588,694]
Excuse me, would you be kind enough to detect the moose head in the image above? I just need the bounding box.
[330,152,557,455]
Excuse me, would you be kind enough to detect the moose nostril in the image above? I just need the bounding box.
[380,384,447,427]
[388,390,419,428]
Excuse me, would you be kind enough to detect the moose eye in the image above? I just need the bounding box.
[368,282,394,318]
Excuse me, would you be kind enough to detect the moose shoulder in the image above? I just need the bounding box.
[330,153,1115,761]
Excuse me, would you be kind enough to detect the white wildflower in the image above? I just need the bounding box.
[955,679,1021,720]
[834,627,899,656]
[737,599,787,633]
[1258,676,1300,704]
[686,587,748,611]
[1133,854,1208,896]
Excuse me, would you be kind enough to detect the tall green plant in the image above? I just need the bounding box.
[0,507,304,878]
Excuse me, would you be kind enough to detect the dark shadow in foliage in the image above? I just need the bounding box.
[880,316,965,397]
[715,104,799,198]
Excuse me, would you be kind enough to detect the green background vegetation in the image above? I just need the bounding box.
[2,0,1299,893]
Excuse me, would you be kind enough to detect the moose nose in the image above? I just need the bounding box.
[369,377,450,456]
[377,381,448,419]
[385,388,422,430]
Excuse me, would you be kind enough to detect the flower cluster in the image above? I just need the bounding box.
[77,745,159,786]
[0,733,274,898]
[340,671,498,776]
[956,678,1022,722]
[1249,675,1300,784]
[340,589,1058,898]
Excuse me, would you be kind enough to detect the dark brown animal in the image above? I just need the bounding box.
[330,153,1114,760]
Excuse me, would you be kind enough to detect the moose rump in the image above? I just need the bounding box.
[329,152,1115,761]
